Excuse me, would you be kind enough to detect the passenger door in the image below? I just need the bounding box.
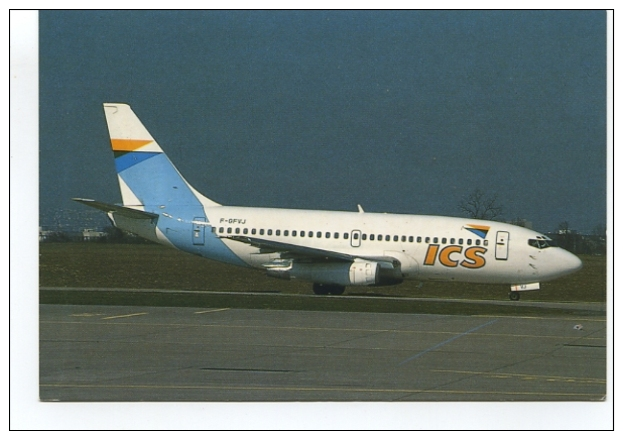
[495,231,509,260]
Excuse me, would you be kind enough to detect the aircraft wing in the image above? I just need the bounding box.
[222,235,400,269]
[72,198,159,220]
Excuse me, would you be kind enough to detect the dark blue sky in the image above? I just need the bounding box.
[39,10,607,233]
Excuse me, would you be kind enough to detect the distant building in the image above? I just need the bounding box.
[39,227,54,242]
[82,228,107,241]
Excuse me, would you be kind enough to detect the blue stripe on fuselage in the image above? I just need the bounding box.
[152,209,249,268]
[116,152,248,267]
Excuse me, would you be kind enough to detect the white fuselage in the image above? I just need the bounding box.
[177,206,582,285]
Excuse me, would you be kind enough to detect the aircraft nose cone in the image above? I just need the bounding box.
[560,249,583,275]
[539,248,583,282]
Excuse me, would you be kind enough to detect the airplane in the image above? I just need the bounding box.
[74,103,583,301]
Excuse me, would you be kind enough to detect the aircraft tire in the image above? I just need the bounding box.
[313,284,345,295]
[328,285,345,295]
[509,292,520,301]
[313,283,330,295]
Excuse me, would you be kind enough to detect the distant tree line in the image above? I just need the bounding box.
[457,190,606,256]
[457,189,504,221]
[549,222,606,256]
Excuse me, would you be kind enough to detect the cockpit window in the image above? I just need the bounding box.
[528,237,558,249]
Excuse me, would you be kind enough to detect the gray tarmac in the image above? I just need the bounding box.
[40,301,606,402]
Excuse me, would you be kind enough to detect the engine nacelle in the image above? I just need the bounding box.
[267,260,380,286]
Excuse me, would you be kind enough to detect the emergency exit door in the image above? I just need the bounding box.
[350,230,361,247]
[495,231,509,260]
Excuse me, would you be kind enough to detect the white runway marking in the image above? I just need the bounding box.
[101,312,148,320]
[193,308,230,314]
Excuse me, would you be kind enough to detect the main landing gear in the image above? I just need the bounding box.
[509,291,520,301]
[312,283,345,295]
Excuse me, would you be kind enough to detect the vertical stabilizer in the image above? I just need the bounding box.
[103,103,219,210]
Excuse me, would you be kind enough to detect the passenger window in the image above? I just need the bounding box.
[385,235,390,241]
[243,228,248,234]
[334,232,339,239]
[483,240,488,246]
[300,231,305,237]
[362,234,367,240]
[260,229,265,235]
[417,237,422,243]
[252,228,257,235]
[344,233,349,240]
[235,228,240,234]
[325,232,331,239]
[316,231,322,238]
[276,229,281,236]
[211,227,216,233]
[227,227,232,234]
[475,239,480,245]
[370,234,375,241]
[467,239,472,245]
[458,238,463,245]
[450,238,455,244]
[284,230,289,236]
[425,237,430,243]
[267,229,273,236]
[401,235,406,242]
[292,230,297,237]
[393,235,399,242]
[442,238,447,244]
[433,237,438,243]
[309,231,314,238]
[409,236,414,243]
[219,227,224,233]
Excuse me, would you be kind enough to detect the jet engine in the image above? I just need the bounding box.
[266,259,380,286]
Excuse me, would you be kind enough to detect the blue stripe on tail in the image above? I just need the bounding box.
[118,153,197,207]
[114,151,160,173]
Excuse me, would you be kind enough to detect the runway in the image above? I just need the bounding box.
[39,303,606,401]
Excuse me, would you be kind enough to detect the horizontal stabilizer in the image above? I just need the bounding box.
[72,198,158,220]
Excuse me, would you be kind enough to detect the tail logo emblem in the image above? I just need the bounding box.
[111,139,154,152]
[464,224,490,239]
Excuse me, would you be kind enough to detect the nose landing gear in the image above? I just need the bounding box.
[509,282,540,301]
